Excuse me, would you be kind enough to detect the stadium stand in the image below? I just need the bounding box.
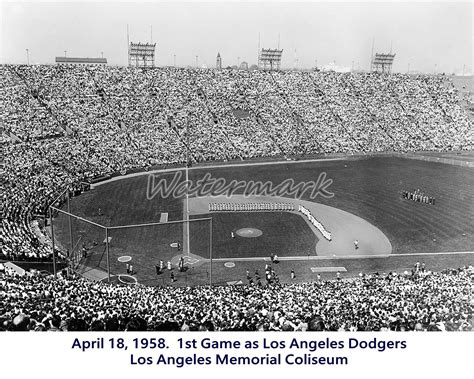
[1,65,473,331]
[0,264,472,331]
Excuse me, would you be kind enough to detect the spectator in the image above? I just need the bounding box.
[0,265,470,331]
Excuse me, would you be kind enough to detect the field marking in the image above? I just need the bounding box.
[118,274,138,285]
[208,251,474,262]
[183,255,199,265]
[159,212,169,223]
[90,152,472,188]
[91,157,346,187]
[226,280,243,285]
[310,267,347,273]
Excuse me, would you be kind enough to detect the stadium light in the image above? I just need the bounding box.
[371,53,396,74]
[129,42,156,68]
[258,48,283,71]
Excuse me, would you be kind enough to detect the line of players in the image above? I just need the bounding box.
[402,189,436,205]
[209,202,295,212]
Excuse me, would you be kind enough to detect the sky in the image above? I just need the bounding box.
[0,1,472,74]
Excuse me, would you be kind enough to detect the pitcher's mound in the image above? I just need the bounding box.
[236,228,263,238]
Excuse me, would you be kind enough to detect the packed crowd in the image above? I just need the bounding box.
[1,263,472,331]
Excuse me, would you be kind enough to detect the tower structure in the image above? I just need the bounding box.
[371,53,396,73]
[128,42,156,67]
[216,52,222,70]
[258,48,283,71]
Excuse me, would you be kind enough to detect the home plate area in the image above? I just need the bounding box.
[171,255,200,267]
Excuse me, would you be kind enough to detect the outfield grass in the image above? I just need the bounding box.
[194,156,474,255]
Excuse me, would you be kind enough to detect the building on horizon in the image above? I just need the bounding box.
[216,52,222,70]
[55,57,107,66]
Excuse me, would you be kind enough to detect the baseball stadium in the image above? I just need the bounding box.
[2,65,473,331]
[1,1,474,331]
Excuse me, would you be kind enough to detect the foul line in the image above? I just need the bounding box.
[209,251,474,262]
[88,152,472,189]
[91,157,346,187]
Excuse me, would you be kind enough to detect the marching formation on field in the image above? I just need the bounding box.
[209,202,294,212]
[402,189,436,205]
[298,204,332,241]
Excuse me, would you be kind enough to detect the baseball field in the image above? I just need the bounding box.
[53,154,474,286]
